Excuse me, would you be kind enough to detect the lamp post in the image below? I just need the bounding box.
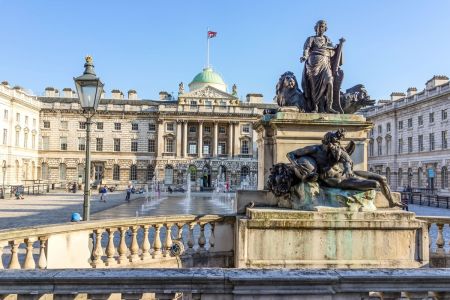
[74,56,104,221]
[1,161,6,199]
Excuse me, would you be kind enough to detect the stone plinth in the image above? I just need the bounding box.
[236,208,429,268]
[254,112,372,189]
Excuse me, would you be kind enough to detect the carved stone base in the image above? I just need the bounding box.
[277,181,377,212]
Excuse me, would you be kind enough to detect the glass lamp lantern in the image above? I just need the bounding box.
[74,56,104,111]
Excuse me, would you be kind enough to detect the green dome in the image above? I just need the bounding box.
[190,67,225,85]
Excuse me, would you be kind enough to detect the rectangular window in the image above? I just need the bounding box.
[398,139,403,154]
[408,137,413,153]
[16,113,20,122]
[25,116,28,125]
[148,139,155,153]
[398,120,403,130]
[203,141,210,155]
[42,136,49,150]
[165,139,174,153]
[96,122,103,130]
[114,123,121,130]
[79,121,86,129]
[113,165,120,181]
[407,118,412,128]
[418,135,424,152]
[205,100,212,108]
[204,126,211,134]
[189,126,196,133]
[166,123,174,132]
[3,109,8,120]
[377,140,382,156]
[114,138,121,151]
[430,133,435,151]
[60,121,68,130]
[242,124,250,133]
[370,128,374,136]
[189,142,197,154]
[442,109,448,120]
[148,123,156,131]
[429,112,435,124]
[24,132,28,148]
[418,116,423,126]
[218,142,226,155]
[442,131,448,149]
[78,137,86,151]
[386,123,391,132]
[190,100,198,110]
[43,121,50,129]
[60,137,67,151]
[241,140,249,154]
[378,125,382,134]
[131,139,138,152]
[132,123,139,131]
[15,131,19,146]
[219,126,226,134]
[2,129,7,145]
[33,118,36,128]
[32,134,36,149]
[96,138,103,151]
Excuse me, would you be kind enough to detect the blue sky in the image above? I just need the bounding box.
[1,0,450,102]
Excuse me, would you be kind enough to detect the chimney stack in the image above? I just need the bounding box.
[390,92,405,101]
[246,93,263,104]
[44,87,55,97]
[406,87,417,97]
[426,75,449,90]
[159,91,171,100]
[63,88,73,98]
[128,89,138,100]
[111,89,123,100]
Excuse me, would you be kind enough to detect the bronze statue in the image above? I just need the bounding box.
[300,20,344,114]
[339,84,376,114]
[178,82,184,94]
[268,129,402,208]
[275,72,306,111]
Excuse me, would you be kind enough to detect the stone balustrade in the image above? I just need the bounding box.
[0,215,234,270]
[417,216,450,267]
[1,269,450,299]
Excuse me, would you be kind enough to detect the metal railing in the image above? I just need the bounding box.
[401,192,450,208]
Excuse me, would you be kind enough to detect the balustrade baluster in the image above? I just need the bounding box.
[129,226,139,262]
[92,229,105,267]
[141,225,151,260]
[38,237,47,269]
[198,223,206,251]
[152,224,162,258]
[436,223,445,254]
[164,223,173,257]
[24,238,36,269]
[209,223,215,249]
[118,227,129,264]
[187,223,195,253]
[8,240,21,269]
[105,228,117,266]
[177,223,184,241]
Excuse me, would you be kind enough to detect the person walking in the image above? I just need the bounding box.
[100,185,107,202]
[125,184,132,202]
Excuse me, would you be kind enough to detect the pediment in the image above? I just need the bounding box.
[179,85,237,100]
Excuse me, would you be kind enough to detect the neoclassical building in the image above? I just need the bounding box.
[35,67,274,190]
[362,75,450,195]
[0,82,41,187]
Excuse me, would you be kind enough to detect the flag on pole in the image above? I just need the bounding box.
[207,31,217,39]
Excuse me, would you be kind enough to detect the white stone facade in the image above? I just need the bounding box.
[0,82,40,187]
[363,76,450,194]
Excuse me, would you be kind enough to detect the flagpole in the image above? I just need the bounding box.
[207,27,210,68]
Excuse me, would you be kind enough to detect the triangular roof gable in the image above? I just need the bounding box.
[179,85,237,100]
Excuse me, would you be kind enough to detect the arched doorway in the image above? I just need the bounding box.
[202,164,211,188]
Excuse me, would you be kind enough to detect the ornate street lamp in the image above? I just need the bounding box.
[1,161,6,199]
[74,56,104,221]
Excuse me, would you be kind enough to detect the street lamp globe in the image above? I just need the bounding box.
[74,56,104,111]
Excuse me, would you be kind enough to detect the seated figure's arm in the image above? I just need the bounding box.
[287,145,317,163]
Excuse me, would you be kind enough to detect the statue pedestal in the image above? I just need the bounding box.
[254,112,372,189]
[236,208,429,268]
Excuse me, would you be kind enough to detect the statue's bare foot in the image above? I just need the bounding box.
[326,108,339,114]
[390,201,404,208]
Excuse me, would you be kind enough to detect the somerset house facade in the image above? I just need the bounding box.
[0,67,275,191]
[363,75,450,195]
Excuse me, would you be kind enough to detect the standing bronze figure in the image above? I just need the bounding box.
[300,20,345,113]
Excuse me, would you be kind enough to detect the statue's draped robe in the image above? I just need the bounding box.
[301,35,335,112]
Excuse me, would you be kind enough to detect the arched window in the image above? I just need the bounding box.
[164,165,174,184]
[113,164,120,181]
[146,165,154,181]
[377,137,383,156]
[59,163,66,180]
[385,167,391,185]
[130,164,137,181]
[241,166,250,181]
[397,168,403,188]
[407,167,413,187]
[442,167,449,189]
[41,163,49,180]
[369,140,374,157]
[188,165,197,182]
[417,167,423,188]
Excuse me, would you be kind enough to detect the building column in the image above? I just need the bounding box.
[228,122,233,158]
[213,122,218,157]
[183,121,188,157]
[198,121,203,158]
[176,120,182,158]
[157,120,164,158]
[234,122,240,157]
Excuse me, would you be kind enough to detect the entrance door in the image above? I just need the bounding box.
[203,165,211,187]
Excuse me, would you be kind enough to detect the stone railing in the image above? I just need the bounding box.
[1,269,450,299]
[417,216,450,267]
[0,215,234,270]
